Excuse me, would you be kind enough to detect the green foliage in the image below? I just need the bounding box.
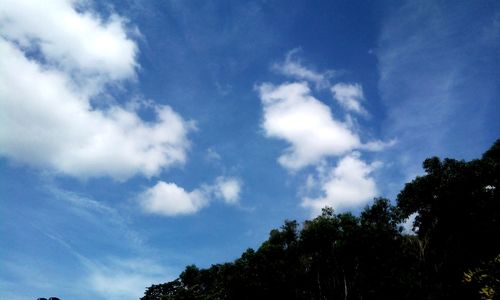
[464,254,500,300]
[396,140,500,298]
[142,140,500,300]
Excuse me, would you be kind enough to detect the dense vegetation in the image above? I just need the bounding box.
[142,140,500,300]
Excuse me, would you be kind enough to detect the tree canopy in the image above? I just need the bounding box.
[142,140,500,300]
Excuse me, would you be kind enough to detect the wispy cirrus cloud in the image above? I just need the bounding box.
[376,0,500,184]
[331,83,367,116]
[272,48,334,89]
[42,230,169,300]
[0,183,171,300]
[47,186,145,248]
[83,257,168,300]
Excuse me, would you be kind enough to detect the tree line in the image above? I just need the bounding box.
[142,140,500,300]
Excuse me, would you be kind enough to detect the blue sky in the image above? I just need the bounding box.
[0,0,498,299]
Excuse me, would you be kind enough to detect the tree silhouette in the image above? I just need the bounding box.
[142,140,500,300]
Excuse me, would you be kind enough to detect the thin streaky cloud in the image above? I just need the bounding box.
[331,83,368,115]
[272,48,335,89]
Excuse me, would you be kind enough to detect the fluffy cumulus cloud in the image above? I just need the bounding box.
[0,0,192,180]
[139,181,208,216]
[258,81,362,170]
[139,177,241,216]
[331,83,367,115]
[260,52,392,214]
[0,0,137,80]
[302,153,379,215]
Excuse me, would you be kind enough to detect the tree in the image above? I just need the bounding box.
[142,140,500,300]
[464,253,500,300]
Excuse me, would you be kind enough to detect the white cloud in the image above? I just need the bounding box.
[305,174,316,191]
[401,212,418,235]
[261,51,395,214]
[139,181,208,216]
[139,176,242,216]
[258,81,362,170]
[0,0,137,80]
[85,257,168,300]
[361,139,397,152]
[34,189,170,300]
[376,0,499,186]
[9,222,169,300]
[205,147,222,162]
[215,176,242,204]
[272,49,333,88]
[302,153,379,215]
[331,83,367,115]
[47,186,146,248]
[0,1,193,180]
